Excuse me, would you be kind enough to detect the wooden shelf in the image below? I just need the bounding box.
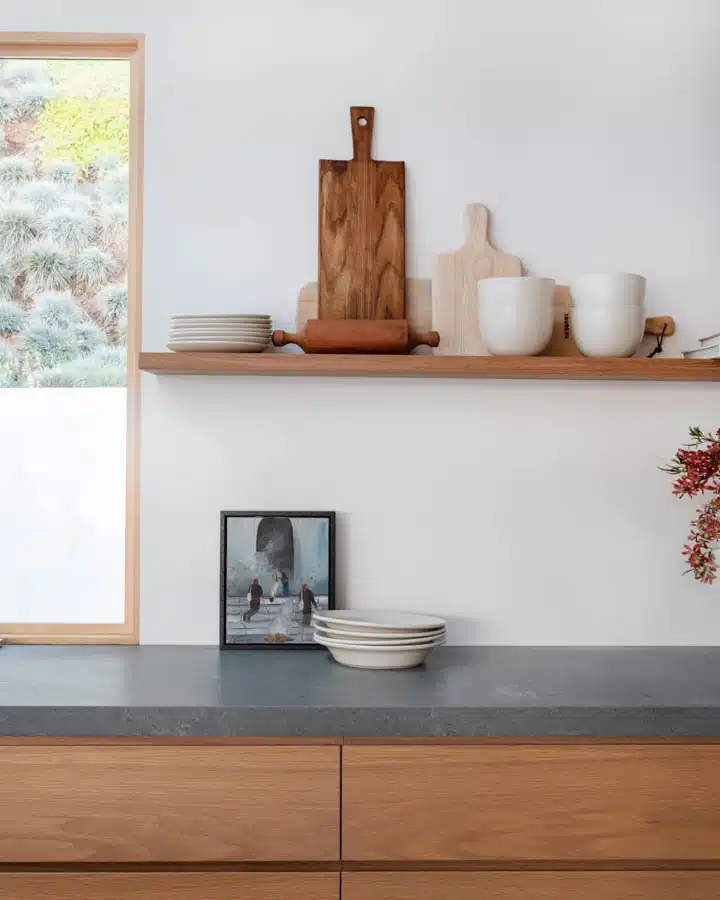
[139,352,720,381]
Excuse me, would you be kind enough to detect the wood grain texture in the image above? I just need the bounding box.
[0,873,339,900]
[342,745,720,861]
[297,280,433,351]
[319,107,405,320]
[139,352,720,381]
[432,204,522,355]
[343,872,720,900]
[0,745,339,863]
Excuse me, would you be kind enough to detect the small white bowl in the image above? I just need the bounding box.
[477,276,555,356]
[569,273,646,309]
[571,305,646,357]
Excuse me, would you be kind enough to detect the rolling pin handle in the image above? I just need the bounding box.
[408,330,441,350]
[272,330,305,349]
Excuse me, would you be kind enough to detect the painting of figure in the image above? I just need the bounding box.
[220,511,335,648]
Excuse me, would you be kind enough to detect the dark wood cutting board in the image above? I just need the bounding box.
[318,106,406,320]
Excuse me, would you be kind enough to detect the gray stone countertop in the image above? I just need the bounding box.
[0,645,719,737]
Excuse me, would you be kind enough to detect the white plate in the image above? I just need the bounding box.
[314,631,446,649]
[314,610,446,632]
[315,635,446,653]
[319,642,439,670]
[171,314,271,322]
[314,624,446,643]
[168,337,269,345]
[168,341,269,352]
[169,331,270,340]
[170,324,272,335]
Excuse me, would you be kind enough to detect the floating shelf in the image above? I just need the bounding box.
[139,352,720,381]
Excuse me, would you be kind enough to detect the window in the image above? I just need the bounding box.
[0,34,143,642]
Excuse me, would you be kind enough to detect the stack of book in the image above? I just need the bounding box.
[683,331,720,359]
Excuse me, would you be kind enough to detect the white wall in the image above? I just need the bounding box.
[7,0,720,644]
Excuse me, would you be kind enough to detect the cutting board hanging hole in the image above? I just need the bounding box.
[351,106,374,161]
[564,313,570,338]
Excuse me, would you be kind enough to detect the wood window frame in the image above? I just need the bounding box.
[0,33,144,643]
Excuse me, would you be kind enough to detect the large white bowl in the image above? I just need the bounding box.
[477,276,555,356]
[314,610,446,633]
[569,273,646,309]
[314,625,446,645]
[571,305,645,357]
[315,639,441,669]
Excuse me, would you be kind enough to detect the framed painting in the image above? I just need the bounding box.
[220,511,335,649]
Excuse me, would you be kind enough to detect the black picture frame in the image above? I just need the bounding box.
[220,510,336,650]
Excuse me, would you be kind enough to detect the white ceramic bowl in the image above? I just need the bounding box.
[314,625,446,645]
[569,273,646,309]
[571,305,645,357]
[477,276,555,356]
[315,638,442,669]
[314,610,446,633]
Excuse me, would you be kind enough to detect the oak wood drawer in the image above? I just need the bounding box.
[343,872,720,900]
[342,744,720,861]
[0,873,339,900]
[0,745,339,862]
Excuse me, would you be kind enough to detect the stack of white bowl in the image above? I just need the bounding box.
[313,610,446,670]
[569,274,646,357]
[167,314,272,353]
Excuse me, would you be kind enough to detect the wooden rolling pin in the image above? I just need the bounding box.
[273,319,440,354]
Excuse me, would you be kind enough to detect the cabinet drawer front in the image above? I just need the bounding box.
[0,873,339,900]
[343,872,720,900]
[342,745,720,861]
[0,745,339,862]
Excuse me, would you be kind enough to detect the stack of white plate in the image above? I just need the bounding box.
[167,314,272,353]
[313,610,446,670]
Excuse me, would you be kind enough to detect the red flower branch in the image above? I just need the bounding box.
[662,427,720,584]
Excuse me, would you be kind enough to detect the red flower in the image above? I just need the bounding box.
[662,427,720,584]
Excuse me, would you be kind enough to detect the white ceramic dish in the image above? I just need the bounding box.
[477,276,555,356]
[317,640,440,670]
[315,633,446,651]
[314,626,446,646]
[170,324,271,332]
[171,314,271,321]
[569,273,646,309]
[167,341,269,352]
[314,623,446,642]
[169,331,270,340]
[314,610,446,632]
[570,305,645,357]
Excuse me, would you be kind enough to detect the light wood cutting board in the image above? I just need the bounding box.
[319,106,405,320]
[542,285,582,357]
[297,279,433,353]
[432,204,522,355]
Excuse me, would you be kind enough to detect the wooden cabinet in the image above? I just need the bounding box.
[342,743,720,861]
[2,738,719,899]
[0,744,339,862]
[343,872,720,900]
[0,873,339,900]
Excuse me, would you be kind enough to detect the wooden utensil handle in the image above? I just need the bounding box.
[644,315,675,337]
[408,331,441,350]
[272,330,305,349]
[351,106,375,161]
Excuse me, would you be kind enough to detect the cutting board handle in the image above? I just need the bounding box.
[351,106,375,161]
[463,203,491,251]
